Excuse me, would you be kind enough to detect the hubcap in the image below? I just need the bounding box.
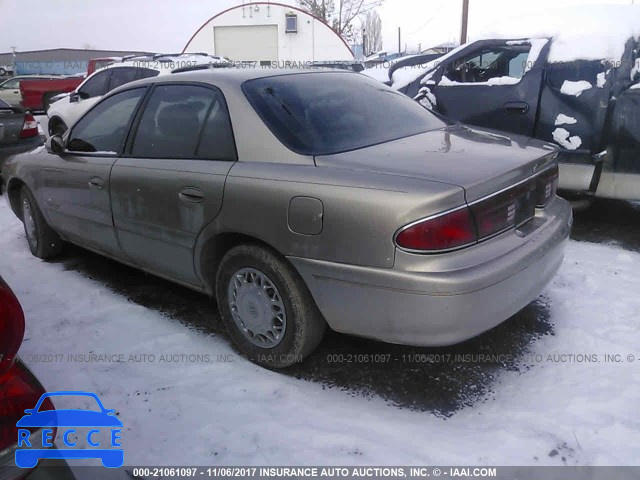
[22,198,38,250]
[227,268,287,348]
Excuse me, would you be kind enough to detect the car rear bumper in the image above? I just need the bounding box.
[289,196,572,346]
[0,136,44,195]
[0,136,44,163]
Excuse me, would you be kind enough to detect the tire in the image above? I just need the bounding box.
[216,244,326,369]
[20,187,63,259]
[0,68,6,76]
[48,117,68,137]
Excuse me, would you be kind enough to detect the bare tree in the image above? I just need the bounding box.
[298,0,384,43]
[363,10,382,55]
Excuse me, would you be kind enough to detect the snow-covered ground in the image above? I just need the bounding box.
[1,199,639,466]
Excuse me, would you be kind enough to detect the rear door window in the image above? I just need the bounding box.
[137,68,160,80]
[130,84,236,160]
[108,67,140,91]
[79,70,112,98]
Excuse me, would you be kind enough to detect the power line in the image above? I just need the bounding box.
[407,0,449,36]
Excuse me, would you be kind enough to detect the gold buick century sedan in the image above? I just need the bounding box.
[1,68,572,368]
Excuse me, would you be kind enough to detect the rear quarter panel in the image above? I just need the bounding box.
[195,161,466,271]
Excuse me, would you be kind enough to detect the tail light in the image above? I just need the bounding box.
[470,180,536,239]
[536,165,559,207]
[0,280,54,458]
[0,278,25,377]
[0,363,53,453]
[395,165,558,253]
[395,207,477,252]
[19,113,38,139]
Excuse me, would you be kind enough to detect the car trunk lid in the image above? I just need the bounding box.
[0,106,25,146]
[315,124,558,203]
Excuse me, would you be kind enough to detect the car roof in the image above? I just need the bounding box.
[105,67,355,96]
[162,67,353,84]
[100,53,229,75]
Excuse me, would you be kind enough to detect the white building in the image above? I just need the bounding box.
[182,1,354,63]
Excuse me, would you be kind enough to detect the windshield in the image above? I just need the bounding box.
[242,72,445,156]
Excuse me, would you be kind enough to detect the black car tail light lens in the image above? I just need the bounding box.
[470,180,537,240]
[0,278,25,378]
[19,113,39,139]
[536,165,559,207]
[395,207,477,252]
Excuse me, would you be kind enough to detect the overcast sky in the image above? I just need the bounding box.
[0,0,634,54]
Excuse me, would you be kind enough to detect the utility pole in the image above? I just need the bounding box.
[10,46,17,76]
[363,28,367,57]
[398,27,401,55]
[460,0,469,45]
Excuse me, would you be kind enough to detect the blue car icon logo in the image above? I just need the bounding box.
[15,391,123,468]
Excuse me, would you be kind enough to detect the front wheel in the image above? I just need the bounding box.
[20,187,63,259]
[216,244,326,368]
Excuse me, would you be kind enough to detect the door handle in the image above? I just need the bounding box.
[504,102,530,114]
[88,177,105,190]
[179,187,204,203]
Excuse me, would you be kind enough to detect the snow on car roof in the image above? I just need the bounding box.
[392,5,640,90]
[476,5,640,63]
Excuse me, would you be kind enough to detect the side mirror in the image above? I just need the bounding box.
[46,135,65,155]
[69,92,81,103]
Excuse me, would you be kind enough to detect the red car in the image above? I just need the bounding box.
[19,77,83,112]
[0,275,75,477]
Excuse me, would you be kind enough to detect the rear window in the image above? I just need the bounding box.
[242,72,445,155]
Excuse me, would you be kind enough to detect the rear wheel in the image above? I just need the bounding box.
[216,244,326,368]
[20,187,62,259]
